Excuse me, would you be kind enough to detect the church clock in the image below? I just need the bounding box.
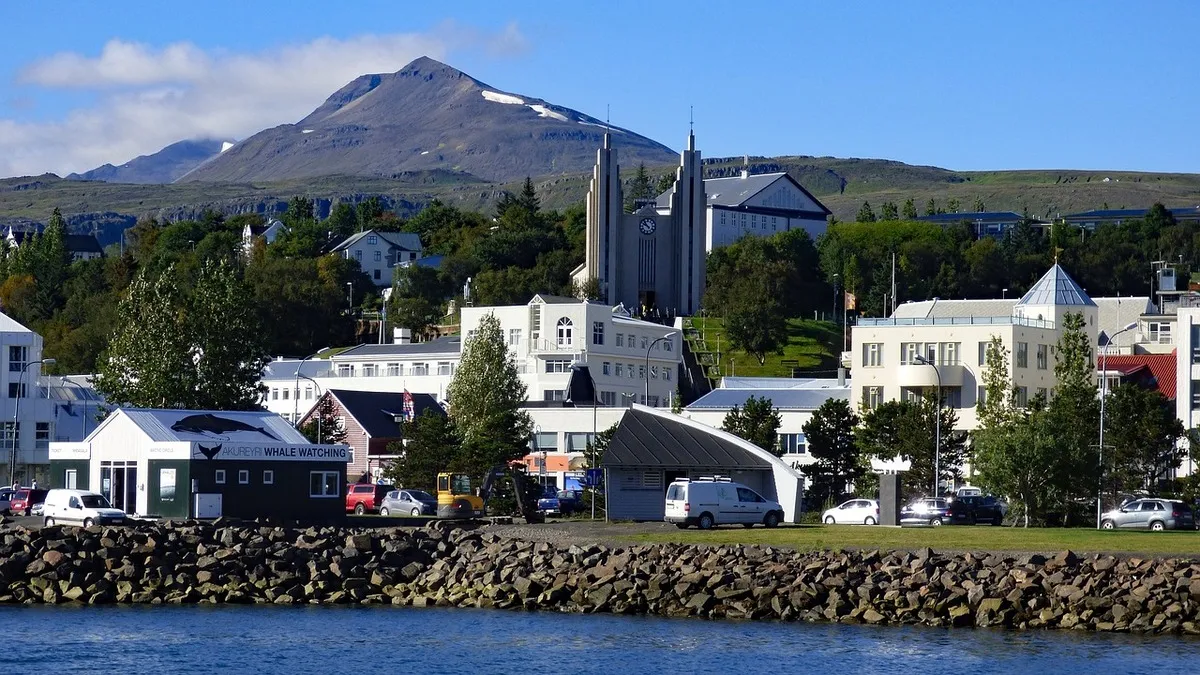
[639,218,656,235]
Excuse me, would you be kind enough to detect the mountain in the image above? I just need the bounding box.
[68,139,232,184]
[178,56,678,184]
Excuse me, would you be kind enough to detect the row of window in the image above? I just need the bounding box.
[541,390,660,407]
[599,361,673,382]
[213,468,274,486]
[718,210,782,232]
[614,332,673,353]
[860,385,1052,411]
[860,340,1051,370]
[333,362,453,378]
[0,421,52,446]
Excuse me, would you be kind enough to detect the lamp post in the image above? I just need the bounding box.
[292,348,328,426]
[913,354,941,497]
[1098,321,1138,529]
[644,335,671,406]
[346,282,353,312]
[832,273,839,325]
[10,358,55,487]
[1002,288,1009,300]
[298,375,323,443]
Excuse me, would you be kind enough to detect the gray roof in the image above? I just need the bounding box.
[893,299,1017,319]
[331,229,422,254]
[116,408,309,444]
[334,336,461,359]
[261,359,333,381]
[719,376,845,390]
[531,294,579,305]
[656,173,781,209]
[1017,264,1096,307]
[325,390,443,444]
[604,408,773,468]
[687,388,849,411]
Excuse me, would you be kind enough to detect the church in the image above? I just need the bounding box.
[571,131,831,317]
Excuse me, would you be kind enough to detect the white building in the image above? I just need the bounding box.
[330,229,423,287]
[241,218,287,257]
[0,312,58,486]
[657,170,831,250]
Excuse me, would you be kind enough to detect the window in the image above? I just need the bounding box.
[641,336,648,350]
[348,449,354,466]
[628,334,636,348]
[545,359,571,373]
[8,345,27,373]
[638,365,645,380]
[271,388,279,401]
[386,363,400,377]
[238,469,250,485]
[508,329,522,346]
[532,432,557,451]
[566,433,594,452]
[1015,386,1028,408]
[373,250,382,262]
[159,468,176,502]
[976,386,986,408]
[663,368,671,382]
[1148,322,1172,344]
[7,383,25,399]
[556,317,574,347]
[282,388,290,400]
[943,387,962,409]
[941,342,960,366]
[616,333,624,347]
[647,395,659,407]
[778,433,806,454]
[373,270,381,280]
[354,250,362,261]
[627,365,635,379]
[650,365,658,379]
[1192,382,1200,409]
[863,343,883,368]
[309,471,340,498]
[215,469,226,484]
[263,470,274,485]
[600,391,616,406]
[1016,342,1028,368]
[978,341,988,366]
[862,386,883,411]
[592,321,604,345]
[35,422,49,447]
[367,235,378,245]
[337,364,354,377]
[663,340,673,353]
[305,386,314,400]
[615,363,624,377]
[411,363,429,376]
[1036,344,1048,370]
[901,343,920,365]
[437,362,453,376]
[602,362,611,376]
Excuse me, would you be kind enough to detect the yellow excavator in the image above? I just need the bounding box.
[435,467,544,523]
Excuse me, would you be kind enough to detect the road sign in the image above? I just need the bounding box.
[583,468,604,487]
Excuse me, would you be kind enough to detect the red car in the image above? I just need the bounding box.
[345,483,390,514]
[10,488,48,516]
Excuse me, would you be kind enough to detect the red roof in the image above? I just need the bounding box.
[1102,351,1176,400]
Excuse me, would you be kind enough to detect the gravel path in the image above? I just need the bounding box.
[484,520,682,547]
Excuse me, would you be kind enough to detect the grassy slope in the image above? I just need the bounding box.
[631,524,1200,556]
[685,317,839,380]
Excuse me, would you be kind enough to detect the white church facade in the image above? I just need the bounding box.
[679,171,831,250]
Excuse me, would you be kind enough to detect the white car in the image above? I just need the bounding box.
[822,499,880,525]
[664,477,784,529]
[42,489,127,528]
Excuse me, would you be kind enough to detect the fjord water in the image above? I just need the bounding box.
[1,605,1197,674]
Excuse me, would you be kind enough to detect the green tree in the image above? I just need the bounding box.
[879,201,899,221]
[725,302,788,365]
[300,396,348,445]
[656,172,675,195]
[902,198,918,220]
[1105,384,1187,499]
[722,396,782,455]
[801,398,861,506]
[946,198,960,213]
[972,198,986,213]
[518,177,541,215]
[1044,311,1099,520]
[382,410,460,491]
[925,198,937,216]
[187,260,270,409]
[625,163,654,212]
[446,313,533,480]
[858,397,966,497]
[856,201,877,223]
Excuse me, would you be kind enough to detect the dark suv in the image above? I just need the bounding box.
[951,495,1006,525]
[345,483,390,514]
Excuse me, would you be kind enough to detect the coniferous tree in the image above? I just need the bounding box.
[300,396,348,445]
[722,396,782,455]
[382,410,460,491]
[879,201,899,221]
[925,198,937,216]
[802,398,861,506]
[972,198,986,213]
[856,201,877,223]
[902,198,918,220]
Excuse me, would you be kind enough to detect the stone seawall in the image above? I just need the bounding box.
[2,521,1200,634]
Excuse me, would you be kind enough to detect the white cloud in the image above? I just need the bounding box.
[0,22,527,177]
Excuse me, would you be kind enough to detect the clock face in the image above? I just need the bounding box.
[639,218,656,235]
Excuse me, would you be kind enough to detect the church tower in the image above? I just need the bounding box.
[574,133,622,302]
[666,131,706,315]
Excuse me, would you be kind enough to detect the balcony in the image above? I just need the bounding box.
[896,363,965,387]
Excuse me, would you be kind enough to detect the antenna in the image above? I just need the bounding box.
[606,104,610,132]
[689,105,693,133]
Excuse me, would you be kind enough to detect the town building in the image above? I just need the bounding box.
[0,312,58,487]
[241,218,287,257]
[915,211,1049,239]
[1061,206,1200,230]
[48,408,350,520]
[3,227,104,262]
[331,229,424,287]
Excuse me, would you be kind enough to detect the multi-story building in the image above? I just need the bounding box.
[0,312,59,486]
[330,229,423,287]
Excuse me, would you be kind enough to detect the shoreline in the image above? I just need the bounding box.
[2,521,1199,634]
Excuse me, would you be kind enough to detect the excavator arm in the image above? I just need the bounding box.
[480,465,544,524]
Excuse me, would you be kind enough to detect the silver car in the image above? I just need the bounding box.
[1101,498,1196,531]
[379,489,437,517]
[0,487,13,514]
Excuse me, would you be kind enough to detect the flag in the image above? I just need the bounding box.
[402,390,416,421]
[844,291,857,311]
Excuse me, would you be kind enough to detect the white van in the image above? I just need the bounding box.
[43,489,127,527]
[664,477,783,529]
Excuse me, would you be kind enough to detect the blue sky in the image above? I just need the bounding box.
[2,0,1197,176]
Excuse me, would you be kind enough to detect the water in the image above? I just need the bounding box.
[0,605,1196,674]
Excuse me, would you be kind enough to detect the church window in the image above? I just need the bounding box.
[556,317,574,347]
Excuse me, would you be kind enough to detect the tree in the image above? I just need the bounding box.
[625,163,655,212]
[382,410,460,491]
[300,396,348,445]
[879,201,899,221]
[722,396,782,455]
[725,301,789,365]
[801,399,861,506]
[902,198,918,220]
[972,198,986,213]
[1043,311,1099,519]
[446,313,533,480]
[187,260,271,409]
[1105,384,1187,498]
[856,201,877,223]
[946,198,960,214]
[925,198,937,216]
[518,177,541,215]
[858,397,966,497]
[656,172,675,195]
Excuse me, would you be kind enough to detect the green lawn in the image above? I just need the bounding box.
[685,317,839,381]
[630,524,1200,556]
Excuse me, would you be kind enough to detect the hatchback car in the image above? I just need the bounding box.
[538,489,583,516]
[379,489,437,516]
[901,498,954,526]
[0,487,14,514]
[821,499,880,525]
[9,488,48,517]
[1101,498,1195,531]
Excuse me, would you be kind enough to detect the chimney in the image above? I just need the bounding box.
[837,367,846,387]
[741,154,749,180]
[393,327,412,345]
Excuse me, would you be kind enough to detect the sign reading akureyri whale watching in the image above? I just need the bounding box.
[190,443,350,462]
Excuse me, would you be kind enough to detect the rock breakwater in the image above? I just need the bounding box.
[2,521,1200,634]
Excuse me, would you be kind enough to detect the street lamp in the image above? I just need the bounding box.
[832,273,840,325]
[913,354,941,497]
[292,348,329,426]
[10,357,55,487]
[346,282,354,312]
[644,335,672,406]
[1098,321,1138,529]
[1002,288,1009,300]
[298,375,323,443]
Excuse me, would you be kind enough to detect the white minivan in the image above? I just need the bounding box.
[664,477,783,529]
[43,489,127,528]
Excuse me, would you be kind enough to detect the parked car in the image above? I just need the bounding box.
[42,489,127,527]
[345,483,390,515]
[379,489,437,516]
[0,487,14,514]
[664,477,784,529]
[538,489,583,516]
[30,502,43,517]
[901,498,955,526]
[821,499,880,525]
[1101,498,1196,531]
[9,488,48,517]
[951,495,1006,525]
